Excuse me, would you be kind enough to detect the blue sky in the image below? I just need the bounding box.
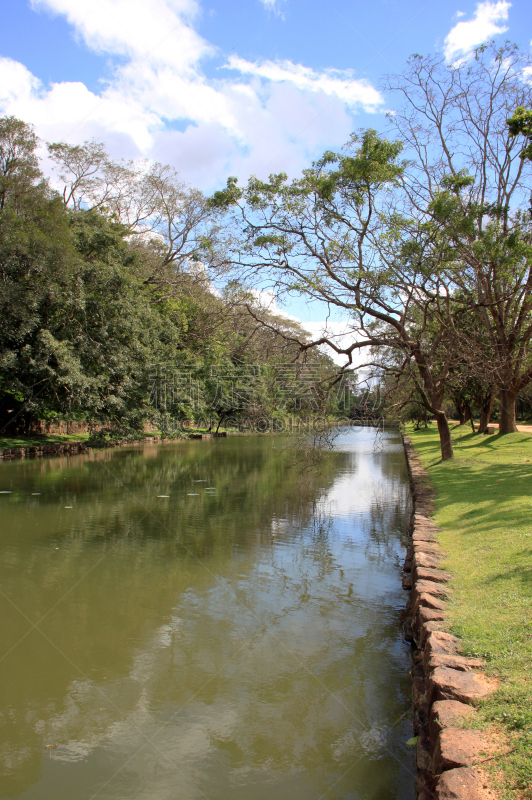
[2,0,531,192]
[1,0,531,354]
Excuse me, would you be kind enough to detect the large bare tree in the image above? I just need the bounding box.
[213,130,466,460]
[386,43,532,433]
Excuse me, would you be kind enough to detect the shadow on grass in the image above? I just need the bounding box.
[483,553,532,588]
[408,427,532,535]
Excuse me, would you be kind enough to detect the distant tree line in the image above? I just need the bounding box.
[0,116,341,438]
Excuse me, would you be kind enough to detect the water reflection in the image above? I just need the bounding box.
[0,428,414,799]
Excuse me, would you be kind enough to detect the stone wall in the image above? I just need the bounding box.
[402,434,499,800]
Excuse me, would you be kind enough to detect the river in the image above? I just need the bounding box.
[0,427,415,799]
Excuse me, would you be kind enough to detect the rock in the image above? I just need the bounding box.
[412,580,450,611]
[424,631,460,673]
[404,617,414,642]
[413,543,445,559]
[402,573,412,590]
[413,662,424,680]
[413,607,448,647]
[427,667,495,706]
[427,653,485,673]
[418,785,437,800]
[415,605,446,625]
[433,728,486,774]
[435,767,484,799]
[429,700,474,741]
[419,620,445,649]
[414,551,445,570]
[426,630,461,654]
[413,674,426,709]
[417,726,433,772]
[414,512,438,526]
[415,578,450,596]
[413,531,438,543]
[413,592,447,617]
[414,566,452,584]
[403,558,412,572]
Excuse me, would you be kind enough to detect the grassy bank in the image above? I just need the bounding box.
[408,424,532,799]
[0,428,240,450]
[0,432,92,449]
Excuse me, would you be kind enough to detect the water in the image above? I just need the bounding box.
[0,428,415,800]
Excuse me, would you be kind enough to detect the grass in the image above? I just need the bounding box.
[408,423,532,799]
[0,427,245,450]
[0,432,92,449]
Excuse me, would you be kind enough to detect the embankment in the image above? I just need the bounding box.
[401,433,500,800]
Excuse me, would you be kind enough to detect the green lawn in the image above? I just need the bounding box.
[0,432,92,449]
[408,424,532,799]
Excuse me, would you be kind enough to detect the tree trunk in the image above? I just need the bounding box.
[478,394,495,434]
[498,389,518,434]
[436,411,453,460]
[456,401,471,426]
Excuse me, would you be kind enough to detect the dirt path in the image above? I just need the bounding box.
[449,421,532,434]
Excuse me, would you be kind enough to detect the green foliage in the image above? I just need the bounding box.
[507,106,532,161]
[0,116,340,438]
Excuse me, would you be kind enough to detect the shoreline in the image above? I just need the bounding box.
[401,432,500,800]
[0,432,238,461]
[0,421,403,462]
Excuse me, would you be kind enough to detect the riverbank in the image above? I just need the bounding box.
[0,429,239,459]
[406,424,532,800]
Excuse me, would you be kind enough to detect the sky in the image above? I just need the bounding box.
[1,0,531,362]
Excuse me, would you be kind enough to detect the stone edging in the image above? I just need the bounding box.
[401,433,499,800]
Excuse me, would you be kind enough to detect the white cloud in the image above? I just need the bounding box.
[260,0,286,16]
[0,0,384,191]
[444,1,511,62]
[226,56,384,112]
[31,0,211,73]
[0,57,160,152]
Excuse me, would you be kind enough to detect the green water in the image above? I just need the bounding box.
[0,428,415,800]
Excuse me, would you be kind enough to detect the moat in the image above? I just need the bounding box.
[0,428,415,799]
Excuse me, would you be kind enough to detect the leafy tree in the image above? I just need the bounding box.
[48,140,231,293]
[507,106,532,161]
[213,130,464,459]
[0,116,354,438]
[0,118,78,432]
[386,43,532,433]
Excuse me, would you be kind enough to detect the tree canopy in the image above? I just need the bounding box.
[0,116,339,438]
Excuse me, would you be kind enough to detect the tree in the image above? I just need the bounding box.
[0,116,42,212]
[0,116,364,438]
[507,106,532,161]
[386,43,532,434]
[213,130,465,459]
[48,140,231,296]
[0,118,79,432]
